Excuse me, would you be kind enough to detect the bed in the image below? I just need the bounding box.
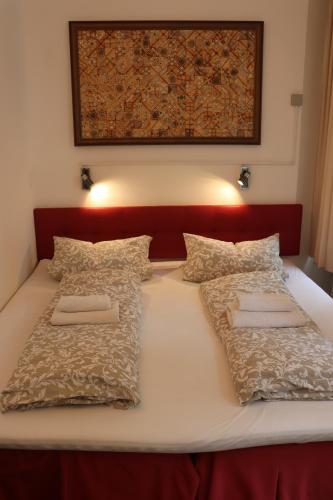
[1,204,333,500]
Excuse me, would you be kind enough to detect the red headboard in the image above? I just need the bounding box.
[34,204,302,260]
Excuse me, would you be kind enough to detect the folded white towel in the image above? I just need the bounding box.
[226,308,307,328]
[51,303,119,326]
[56,294,111,313]
[236,292,295,312]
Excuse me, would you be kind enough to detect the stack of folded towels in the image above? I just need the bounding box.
[51,295,119,326]
[226,292,307,328]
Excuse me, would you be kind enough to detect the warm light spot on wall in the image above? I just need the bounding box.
[218,182,243,204]
[87,183,110,206]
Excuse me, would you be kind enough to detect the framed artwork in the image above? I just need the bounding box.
[69,21,263,146]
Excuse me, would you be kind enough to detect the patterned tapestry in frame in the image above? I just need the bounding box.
[69,21,264,146]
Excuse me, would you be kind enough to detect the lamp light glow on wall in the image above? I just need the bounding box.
[237,165,251,189]
[81,167,94,190]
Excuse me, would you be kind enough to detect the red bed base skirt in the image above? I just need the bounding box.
[196,443,333,500]
[0,450,198,500]
[1,443,333,500]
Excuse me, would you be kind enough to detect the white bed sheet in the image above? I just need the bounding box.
[1,259,333,452]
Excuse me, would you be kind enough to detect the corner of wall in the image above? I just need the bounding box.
[0,0,37,310]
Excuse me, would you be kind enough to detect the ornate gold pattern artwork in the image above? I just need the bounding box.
[69,21,263,145]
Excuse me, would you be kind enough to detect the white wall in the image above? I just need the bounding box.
[21,0,308,209]
[3,0,331,306]
[0,0,35,310]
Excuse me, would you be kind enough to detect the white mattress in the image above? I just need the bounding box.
[1,260,333,452]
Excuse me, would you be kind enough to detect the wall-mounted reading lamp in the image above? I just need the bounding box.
[237,165,251,189]
[81,167,94,190]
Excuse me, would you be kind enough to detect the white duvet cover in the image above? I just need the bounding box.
[0,260,333,452]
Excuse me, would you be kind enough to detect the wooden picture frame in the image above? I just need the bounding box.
[69,21,263,146]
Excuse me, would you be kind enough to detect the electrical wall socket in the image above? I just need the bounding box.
[291,93,303,107]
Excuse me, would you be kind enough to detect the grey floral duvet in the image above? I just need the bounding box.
[1,268,142,411]
[200,270,333,404]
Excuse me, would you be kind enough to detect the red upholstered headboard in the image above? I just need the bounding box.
[34,204,302,260]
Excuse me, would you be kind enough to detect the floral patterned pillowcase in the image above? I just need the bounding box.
[48,235,152,281]
[182,233,284,283]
